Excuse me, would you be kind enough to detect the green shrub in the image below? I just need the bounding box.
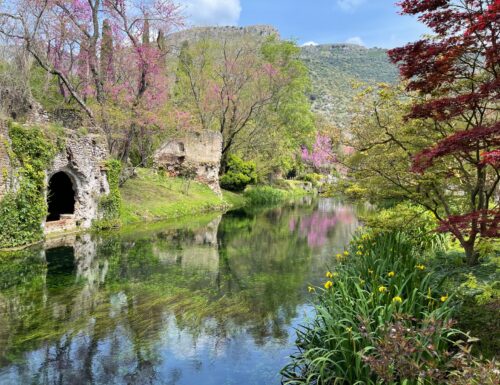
[243,186,288,205]
[220,155,257,192]
[282,230,478,385]
[344,182,367,199]
[363,202,446,252]
[301,173,323,187]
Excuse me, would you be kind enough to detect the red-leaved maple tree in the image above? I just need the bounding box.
[388,0,499,264]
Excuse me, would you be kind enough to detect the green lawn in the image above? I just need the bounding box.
[120,168,244,225]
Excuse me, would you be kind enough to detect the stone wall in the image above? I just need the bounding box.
[45,130,110,232]
[153,131,223,195]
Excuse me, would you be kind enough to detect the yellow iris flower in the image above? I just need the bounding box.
[378,286,388,293]
[324,281,333,289]
[392,296,403,303]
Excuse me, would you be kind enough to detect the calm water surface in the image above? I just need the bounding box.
[0,198,361,385]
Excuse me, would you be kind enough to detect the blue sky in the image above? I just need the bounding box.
[180,0,428,48]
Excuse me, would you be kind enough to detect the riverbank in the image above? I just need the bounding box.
[119,168,312,225]
[119,168,240,225]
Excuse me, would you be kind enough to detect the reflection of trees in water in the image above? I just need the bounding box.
[216,205,314,345]
[289,200,358,248]
[0,200,358,384]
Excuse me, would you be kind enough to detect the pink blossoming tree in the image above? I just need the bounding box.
[0,0,183,161]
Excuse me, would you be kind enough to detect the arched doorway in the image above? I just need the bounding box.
[47,171,76,222]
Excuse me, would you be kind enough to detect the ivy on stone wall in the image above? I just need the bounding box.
[0,122,57,249]
[93,159,122,230]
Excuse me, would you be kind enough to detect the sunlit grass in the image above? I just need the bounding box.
[120,168,235,224]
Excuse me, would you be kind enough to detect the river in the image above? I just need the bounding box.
[0,198,361,385]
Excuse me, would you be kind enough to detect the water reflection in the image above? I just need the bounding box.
[0,199,360,385]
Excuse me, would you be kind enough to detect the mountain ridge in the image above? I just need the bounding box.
[300,43,399,128]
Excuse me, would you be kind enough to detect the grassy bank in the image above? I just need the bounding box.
[120,169,315,225]
[120,169,242,225]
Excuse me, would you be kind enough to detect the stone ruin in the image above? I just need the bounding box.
[0,119,110,237]
[153,131,223,196]
[44,130,110,234]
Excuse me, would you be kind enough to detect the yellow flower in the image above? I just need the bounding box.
[388,271,395,278]
[326,271,334,279]
[357,244,363,249]
[324,281,333,289]
[308,286,316,293]
[359,279,365,285]
[392,296,403,303]
[416,264,426,271]
[368,269,374,275]
[346,327,352,333]
[440,294,449,302]
[343,251,349,256]
[378,286,388,293]
[356,251,363,256]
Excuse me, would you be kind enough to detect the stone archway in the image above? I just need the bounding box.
[47,171,76,222]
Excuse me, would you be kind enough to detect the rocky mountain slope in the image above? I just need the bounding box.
[300,44,399,128]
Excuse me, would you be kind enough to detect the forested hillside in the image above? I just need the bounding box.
[300,44,399,127]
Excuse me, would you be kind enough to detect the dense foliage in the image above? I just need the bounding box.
[347,82,497,265]
[386,0,500,264]
[220,154,257,192]
[0,123,57,248]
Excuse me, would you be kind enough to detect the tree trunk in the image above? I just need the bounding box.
[219,151,229,176]
[462,241,479,266]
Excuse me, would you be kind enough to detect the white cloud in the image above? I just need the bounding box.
[301,41,319,47]
[181,0,241,26]
[346,36,365,46]
[337,0,366,12]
